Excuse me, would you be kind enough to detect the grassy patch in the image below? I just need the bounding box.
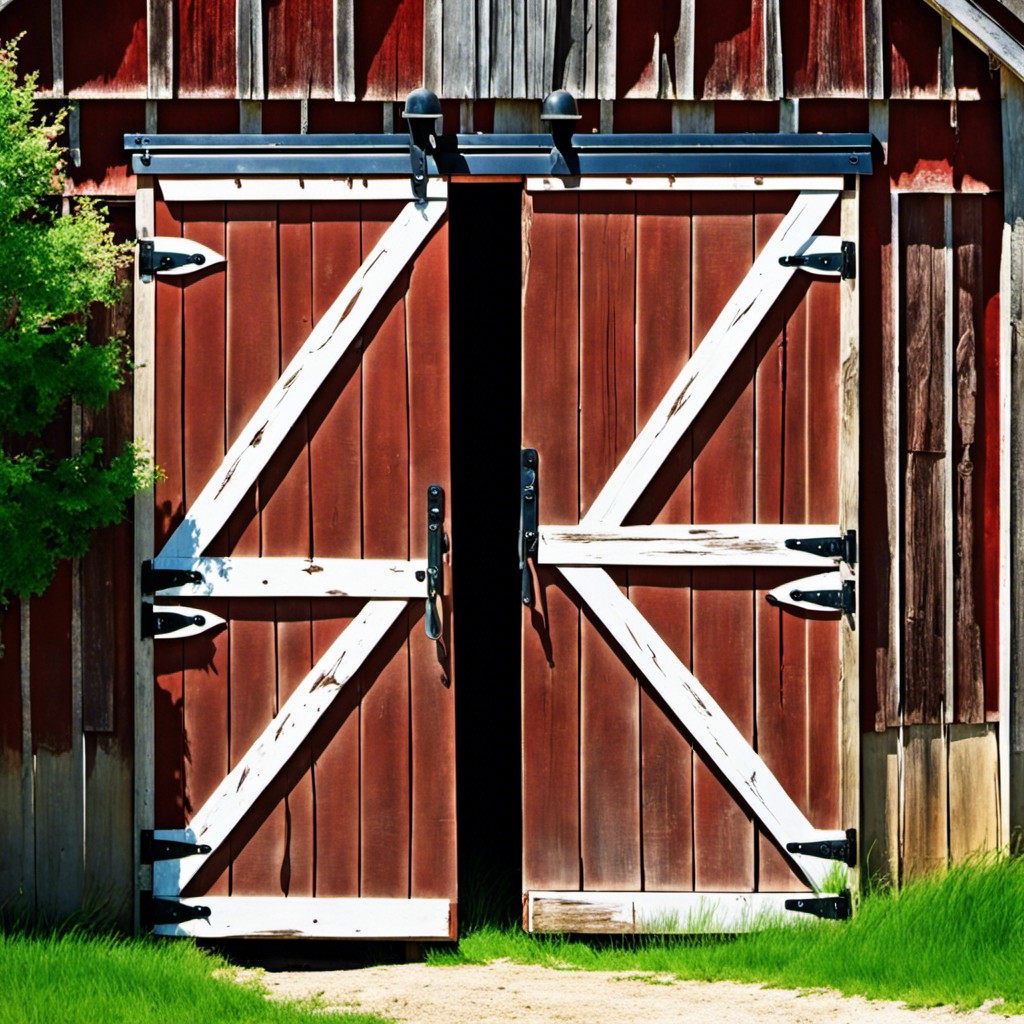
[0,930,391,1024]
[429,856,1024,1014]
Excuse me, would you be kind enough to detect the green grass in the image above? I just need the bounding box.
[430,856,1024,1014]
[0,930,391,1024]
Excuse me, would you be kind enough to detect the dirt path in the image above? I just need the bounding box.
[255,961,1018,1024]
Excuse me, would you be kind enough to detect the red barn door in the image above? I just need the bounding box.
[521,179,859,931]
[142,185,456,939]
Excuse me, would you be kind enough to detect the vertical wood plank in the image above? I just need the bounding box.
[178,0,237,97]
[236,0,265,100]
[676,0,696,100]
[334,0,355,100]
[690,192,755,892]
[224,202,280,895]
[63,0,147,97]
[632,191,694,892]
[902,723,948,879]
[902,194,948,726]
[864,0,885,99]
[0,601,25,913]
[597,0,617,99]
[443,0,476,97]
[953,196,986,725]
[267,0,335,99]
[1002,71,1024,850]
[763,0,782,99]
[148,0,174,98]
[839,187,861,860]
[50,0,64,96]
[423,0,443,94]
[887,0,942,99]
[152,198,185,846]
[781,0,866,97]
[262,202,315,897]
[754,193,808,892]
[357,0,424,100]
[860,728,899,884]
[360,203,411,898]
[948,723,1000,861]
[579,192,638,891]
[179,202,230,898]
[694,0,765,99]
[309,201,363,898]
[407,216,456,902]
[521,192,581,892]
[133,180,157,928]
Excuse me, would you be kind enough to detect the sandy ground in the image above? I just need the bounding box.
[250,960,1020,1024]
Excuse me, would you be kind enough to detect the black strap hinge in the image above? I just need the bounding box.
[140,830,212,864]
[790,579,855,614]
[785,892,851,921]
[141,892,211,928]
[786,828,857,867]
[141,560,204,595]
[779,240,855,279]
[141,604,208,638]
[785,530,856,564]
[519,449,539,606]
[423,485,446,642]
[139,239,206,281]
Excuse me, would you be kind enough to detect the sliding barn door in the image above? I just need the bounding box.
[142,191,456,939]
[521,183,858,932]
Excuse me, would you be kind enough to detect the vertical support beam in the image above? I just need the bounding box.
[147,0,174,99]
[864,0,885,99]
[67,101,81,168]
[869,101,889,169]
[599,100,613,134]
[334,0,355,101]
[459,100,473,133]
[132,180,157,932]
[240,100,262,134]
[840,186,861,886]
[1001,70,1024,849]
[675,0,696,100]
[145,101,158,135]
[779,98,799,133]
[763,0,783,99]
[19,602,34,915]
[237,0,265,101]
[50,0,63,96]
[670,101,714,133]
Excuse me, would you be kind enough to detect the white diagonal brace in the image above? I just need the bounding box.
[160,200,446,558]
[581,190,839,527]
[151,556,427,598]
[539,524,843,568]
[561,566,844,891]
[173,599,406,892]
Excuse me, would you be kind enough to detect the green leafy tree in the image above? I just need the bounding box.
[0,38,157,604]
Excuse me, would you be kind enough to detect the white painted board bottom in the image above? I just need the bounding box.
[152,897,454,939]
[525,891,838,934]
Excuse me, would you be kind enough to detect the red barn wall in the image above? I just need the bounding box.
[0,0,1013,924]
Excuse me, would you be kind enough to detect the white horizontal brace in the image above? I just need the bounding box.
[152,897,453,939]
[151,556,427,598]
[158,177,449,202]
[561,566,843,891]
[582,190,839,528]
[173,599,407,892]
[525,890,838,934]
[160,199,445,559]
[539,524,843,567]
[526,175,847,192]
